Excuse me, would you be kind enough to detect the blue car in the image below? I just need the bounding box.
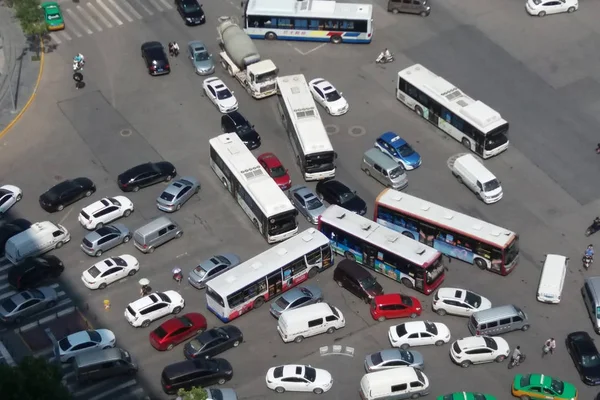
[374,132,422,170]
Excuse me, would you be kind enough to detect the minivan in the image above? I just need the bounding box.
[161,358,233,394]
[4,221,70,264]
[582,277,600,334]
[133,216,183,254]
[277,302,345,343]
[359,367,430,400]
[387,0,430,17]
[334,259,384,303]
[537,254,568,304]
[74,348,137,383]
[468,305,529,336]
[450,153,503,204]
[362,149,408,190]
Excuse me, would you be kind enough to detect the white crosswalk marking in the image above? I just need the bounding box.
[108,0,134,22]
[96,0,123,25]
[67,8,93,34]
[87,3,113,28]
[59,31,72,41]
[119,0,142,19]
[77,5,103,32]
[157,0,173,10]
[133,0,153,15]
[147,0,163,12]
[49,33,62,44]
[66,23,83,38]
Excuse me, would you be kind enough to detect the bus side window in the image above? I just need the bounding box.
[309,19,319,30]
[451,114,465,131]
[442,107,452,123]
[416,90,429,107]
[399,78,407,92]
[277,18,292,29]
[406,82,418,100]
[294,19,308,29]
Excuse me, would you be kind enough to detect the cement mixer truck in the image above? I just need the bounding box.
[217,17,278,99]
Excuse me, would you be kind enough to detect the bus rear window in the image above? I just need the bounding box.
[206,287,225,307]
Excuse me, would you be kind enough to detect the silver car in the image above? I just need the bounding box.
[188,41,214,75]
[81,224,131,257]
[269,284,323,318]
[206,388,238,400]
[0,286,58,323]
[156,177,200,212]
[188,253,241,289]
[289,185,328,224]
[364,349,424,372]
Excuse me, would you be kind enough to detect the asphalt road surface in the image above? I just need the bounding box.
[2,0,600,398]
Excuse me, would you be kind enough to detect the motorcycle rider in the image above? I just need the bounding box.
[376,48,393,63]
[511,346,522,364]
[586,244,595,259]
[73,53,85,70]
[169,41,179,57]
[594,217,600,229]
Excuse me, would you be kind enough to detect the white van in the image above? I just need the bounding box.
[359,368,430,400]
[449,153,502,204]
[277,303,345,343]
[4,221,70,264]
[537,254,568,304]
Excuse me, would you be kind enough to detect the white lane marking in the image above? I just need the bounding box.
[76,5,103,32]
[133,0,153,15]
[66,23,83,38]
[0,264,11,273]
[67,8,94,35]
[293,43,327,56]
[157,0,172,9]
[119,0,142,19]
[0,283,10,291]
[87,3,113,28]
[59,30,73,41]
[88,379,138,400]
[49,32,62,44]
[0,273,7,282]
[147,0,163,12]
[108,0,133,22]
[58,207,73,226]
[0,290,16,301]
[96,0,123,25]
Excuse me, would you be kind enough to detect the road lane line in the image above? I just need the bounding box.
[0,273,7,281]
[86,3,113,28]
[0,290,16,300]
[59,31,72,41]
[147,0,163,12]
[49,33,62,44]
[96,0,123,25]
[66,23,82,37]
[0,283,10,291]
[157,0,172,9]
[88,380,137,400]
[133,0,153,15]
[0,265,10,273]
[108,0,134,22]
[119,0,142,19]
[76,6,103,32]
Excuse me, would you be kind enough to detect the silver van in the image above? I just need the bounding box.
[361,149,408,190]
[133,216,183,254]
[582,277,600,333]
[387,0,431,16]
[74,348,137,383]
[468,305,529,336]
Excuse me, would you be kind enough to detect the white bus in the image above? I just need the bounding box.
[244,0,373,44]
[397,64,510,159]
[276,74,336,181]
[209,133,298,243]
[205,228,333,322]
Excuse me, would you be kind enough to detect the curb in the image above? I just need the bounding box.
[0,37,45,140]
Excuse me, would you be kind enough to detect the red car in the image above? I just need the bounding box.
[149,312,207,351]
[257,152,291,190]
[370,293,422,322]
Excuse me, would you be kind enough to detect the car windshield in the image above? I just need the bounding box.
[464,291,482,308]
[306,197,323,210]
[195,52,210,61]
[183,2,201,12]
[389,167,403,179]
[483,179,501,191]
[216,89,232,100]
[216,255,231,265]
[397,143,415,157]
[112,257,127,267]
[275,296,289,309]
[87,266,101,278]
[1,298,17,313]
[424,322,438,335]
[58,337,71,351]
[400,350,414,363]
[270,166,286,178]
[193,266,207,278]
[153,326,168,339]
[304,366,316,382]
[520,375,531,387]
[160,192,175,201]
[360,276,378,290]
[370,352,383,365]
[324,90,341,102]
[582,353,600,368]
[483,336,498,350]
[550,378,564,394]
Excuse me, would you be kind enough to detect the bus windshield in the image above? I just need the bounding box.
[505,237,519,265]
[484,124,509,151]
[306,152,335,172]
[425,257,445,285]
[269,210,298,236]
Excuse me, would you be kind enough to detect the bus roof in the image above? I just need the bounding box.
[276,74,333,155]
[206,228,330,295]
[398,64,507,133]
[376,189,516,248]
[320,205,440,267]
[209,134,294,216]
[247,0,372,20]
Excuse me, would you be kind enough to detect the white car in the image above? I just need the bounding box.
[526,0,578,16]
[308,78,349,116]
[203,77,238,113]
[450,335,510,368]
[0,185,22,214]
[432,287,492,317]
[266,364,333,394]
[124,290,184,328]
[55,329,116,362]
[78,196,134,230]
[388,321,451,349]
[81,254,140,290]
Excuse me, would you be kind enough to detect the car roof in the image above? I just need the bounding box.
[226,111,247,124]
[50,180,77,193]
[375,293,404,305]
[130,293,162,309]
[67,330,93,344]
[379,132,407,148]
[164,181,188,195]
[437,287,467,300]
[280,364,305,377]
[292,186,315,198]
[402,321,427,333]
[142,41,163,49]
[320,179,349,192]
[456,336,487,348]
[314,79,334,91]
[279,286,309,302]
[378,348,404,361]
[82,198,112,214]
[158,317,185,332]
[258,153,281,167]
[188,40,207,50]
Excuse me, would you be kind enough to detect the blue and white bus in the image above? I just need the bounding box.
[244,0,373,44]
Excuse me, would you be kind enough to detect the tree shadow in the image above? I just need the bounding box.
[25,34,58,57]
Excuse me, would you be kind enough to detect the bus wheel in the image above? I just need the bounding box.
[414,106,423,117]
[265,32,277,40]
[308,268,318,279]
[461,138,471,149]
[475,258,487,270]
[253,297,265,309]
[401,278,414,289]
[344,252,355,261]
[330,35,342,44]
[253,219,259,228]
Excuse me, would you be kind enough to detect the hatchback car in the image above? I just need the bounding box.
[450,336,510,368]
[266,365,333,394]
[289,185,327,225]
[187,41,214,75]
[78,196,134,230]
[81,224,131,257]
[258,153,291,191]
[156,177,200,212]
[308,78,349,116]
[364,348,424,372]
[0,219,30,256]
[512,374,578,400]
[203,77,238,113]
[125,291,185,328]
[433,287,492,317]
[81,254,140,290]
[39,177,96,212]
[149,312,207,351]
[375,132,422,170]
[161,359,232,395]
[188,254,241,290]
[141,41,170,76]
[370,293,422,322]
[526,0,578,17]
[0,185,22,215]
[7,255,64,290]
[184,326,243,359]
[566,331,600,385]
[175,0,205,25]
[437,393,497,400]
[55,329,116,363]
[388,321,451,349]
[316,179,367,215]
[221,111,261,149]
[270,285,323,318]
[118,162,177,192]
[0,286,58,323]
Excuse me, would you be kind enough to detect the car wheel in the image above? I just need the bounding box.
[391,8,399,14]
[172,307,182,314]
[176,231,183,239]
[123,235,131,243]
[400,343,410,350]
[538,10,546,17]
[176,204,182,211]
[57,204,64,211]
[217,378,226,385]
[124,210,132,217]
[95,222,103,230]
[141,320,151,328]
[378,316,386,322]
[47,300,56,309]
[147,247,155,254]
[460,360,471,368]
[436,308,447,316]
[420,10,428,17]
[410,313,418,319]
[85,190,93,197]
[455,174,463,184]
[194,186,200,194]
[165,175,173,182]
[364,168,371,177]
[102,345,112,350]
[275,387,285,393]
[233,340,240,347]
[313,388,324,395]
[128,269,137,276]
[495,355,506,362]
[166,344,174,351]
[132,186,140,192]
[16,194,22,201]
[435,340,445,346]
[98,283,107,290]
[411,394,420,400]
[55,241,64,249]
[95,250,103,257]
[521,324,530,331]
[294,336,304,343]
[326,327,335,334]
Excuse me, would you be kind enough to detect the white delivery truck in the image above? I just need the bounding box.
[448,153,503,204]
[4,221,70,264]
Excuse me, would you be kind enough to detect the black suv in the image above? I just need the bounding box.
[39,177,96,212]
[8,255,64,290]
[566,331,600,385]
[316,179,367,216]
[117,162,177,192]
[175,0,205,25]
[221,111,261,149]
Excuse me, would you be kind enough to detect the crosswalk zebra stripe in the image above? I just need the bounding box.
[76,5,103,32]
[108,0,134,22]
[147,0,163,12]
[59,30,72,41]
[88,379,137,400]
[67,8,94,34]
[119,0,142,19]
[49,32,62,44]
[157,0,173,10]
[96,0,123,26]
[66,23,83,37]
[133,0,153,15]
[87,3,113,28]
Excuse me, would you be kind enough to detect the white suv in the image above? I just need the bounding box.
[432,287,491,317]
[124,291,184,328]
[79,196,134,230]
[450,336,510,368]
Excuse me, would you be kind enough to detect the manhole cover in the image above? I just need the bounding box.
[120,129,132,137]
[324,124,339,136]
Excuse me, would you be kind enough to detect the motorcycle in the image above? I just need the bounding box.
[507,354,526,369]
[375,52,394,64]
[583,255,593,270]
[586,222,600,237]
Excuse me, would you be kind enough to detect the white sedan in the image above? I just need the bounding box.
[266,364,333,395]
[450,335,510,368]
[55,329,116,362]
[388,321,451,349]
[203,77,238,113]
[81,254,140,290]
[526,0,578,16]
[432,287,491,317]
[0,185,22,215]
[78,196,134,230]
[308,78,348,116]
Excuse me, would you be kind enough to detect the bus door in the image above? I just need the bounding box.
[474,134,485,156]
[267,270,283,298]
[362,244,378,268]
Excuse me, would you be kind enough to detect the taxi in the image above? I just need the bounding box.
[512,374,578,399]
[41,2,65,31]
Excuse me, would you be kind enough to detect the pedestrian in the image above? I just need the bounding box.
[543,338,556,357]
[172,267,183,285]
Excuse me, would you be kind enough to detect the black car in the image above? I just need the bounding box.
[0,219,31,256]
[161,358,232,395]
[141,42,170,76]
[39,178,96,212]
[221,111,261,150]
[316,179,367,215]
[117,162,177,192]
[175,0,205,25]
[183,326,243,360]
[8,255,64,290]
[567,331,600,385]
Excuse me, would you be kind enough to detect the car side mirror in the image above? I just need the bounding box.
[339,92,343,96]
[334,152,338,159]
[251,125,255,128]
[232,91,235,94]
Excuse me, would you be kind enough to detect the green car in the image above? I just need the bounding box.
[437,393,497,400]
[41,2,65,31]
[512,374,578,399]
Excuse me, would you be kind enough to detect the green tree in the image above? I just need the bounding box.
[0,356,72,400]
[13,0,46,58]
[177,386,209,400]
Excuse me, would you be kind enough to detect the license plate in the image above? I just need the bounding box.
[157,69,163,72]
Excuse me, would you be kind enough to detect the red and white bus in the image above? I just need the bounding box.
[205,228,333,322]
[318,205,445,295]
[375,189,519,276]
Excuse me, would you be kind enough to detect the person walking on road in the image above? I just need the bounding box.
[543,338,556,357]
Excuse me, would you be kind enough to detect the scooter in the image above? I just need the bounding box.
[586,222,600,237]
[583,255,593,270]
[375,52,394,64]
[72,60,84,71]
[507,354,526,369]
